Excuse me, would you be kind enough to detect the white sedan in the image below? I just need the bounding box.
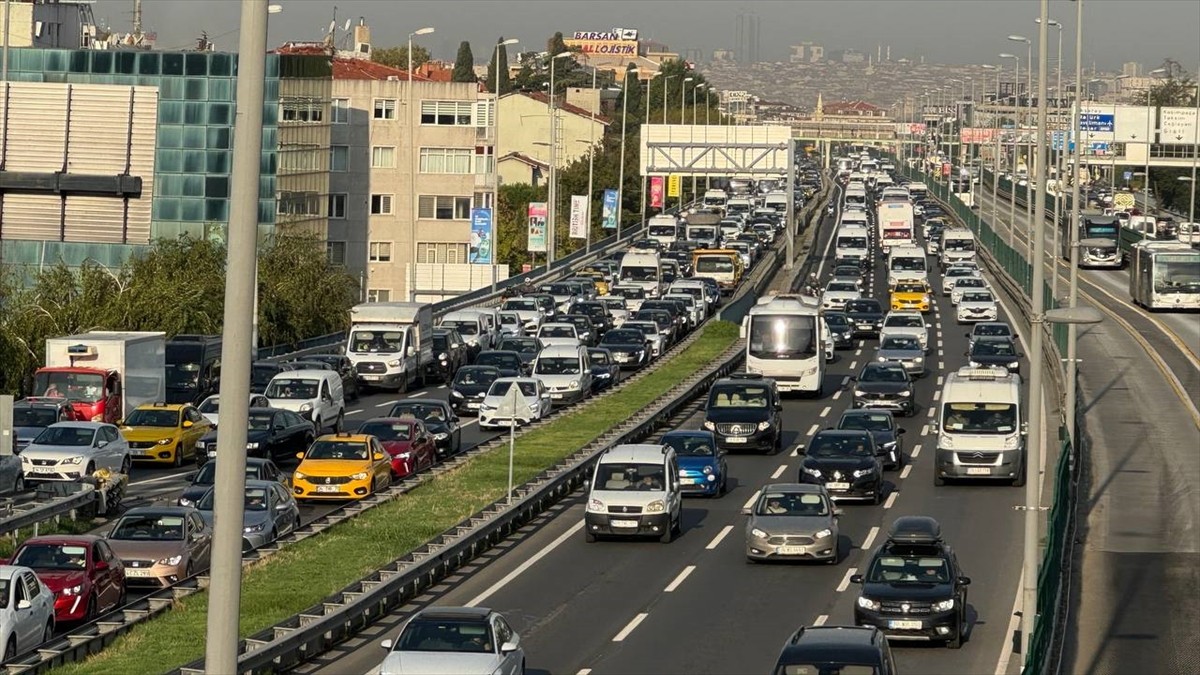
[950,276,990,305]
[942,265,980,296]
[821,280,862,312]
[879,311,930,353]
[19,423,131,482]
[377,607,524,675]
[957,290,999,323]
[0,565,55,661]
[478,377,552,431]
[197,393,271,426]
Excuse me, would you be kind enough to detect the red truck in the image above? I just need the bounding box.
[33,332,167,424]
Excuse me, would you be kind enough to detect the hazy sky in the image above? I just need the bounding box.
[96,0,1199,72]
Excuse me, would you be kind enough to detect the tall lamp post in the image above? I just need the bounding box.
[406,26,434,302]
[1001,52,1021,247]
[490,38,519,292]
[694,83,708,201]
[679,76,694,209]
[1180,176,1197,225]
[1036,17,1064,300]
[1065,0,1086,445]
[546,51,572,264]
[662,74,676,124]
[1009,34,1034,239]
[584,62,598,252]
[1142,68,1168,213]
[615,68,638,240]
[250,3,283,358]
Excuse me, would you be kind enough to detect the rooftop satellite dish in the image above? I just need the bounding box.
[343,18,351,32]
[327,20,336,35]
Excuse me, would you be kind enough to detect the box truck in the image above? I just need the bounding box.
[345,302,434,392]
[34,331,167,423]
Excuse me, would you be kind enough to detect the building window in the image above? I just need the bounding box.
[278,191,320,216]
[370,194,394,215]
[367,289,391,302]
[330,145,349,171]
[371,146,396,168]
[373,99,397,120]
[327,241,347,266]
[475,145,495,175]
[418,195,472,220]
[474,192,494,210]
[328,193,347,219]
[417,242,468,264]
[419,147,473,174]
[420,100,474,126]
[331,98,350,124]
[368,241,393,262]
[281,97,324,123]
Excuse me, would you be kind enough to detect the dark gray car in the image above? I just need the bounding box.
[876,334,926,378]
[195,479,300,552]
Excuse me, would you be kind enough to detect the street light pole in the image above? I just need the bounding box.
[680,76,693,209]
[491,38,518,292]
[204,1,267,671]
[1001,52,1021,247]
[584,63,598,252]
[546,51,570,264]
[407,26,434,301]
[1066,0,1085,443]
[616,68,638,240]
[1037,18,1064,300]
[1143,68,1168,213]
[1010,34,1034,239]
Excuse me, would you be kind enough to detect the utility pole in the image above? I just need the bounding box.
[204,0,267,672]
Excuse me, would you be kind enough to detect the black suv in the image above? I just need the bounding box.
[851,516,971,649]
[798,429,883,503]
[703,374,783,453]
[851,362,916,417]
[844,299,885,338]
[773,625,897,675]
[837,409,906,470]
[966,335,1023,374]
[447,365,503,416]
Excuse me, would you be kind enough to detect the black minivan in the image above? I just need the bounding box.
[774,625,897,675]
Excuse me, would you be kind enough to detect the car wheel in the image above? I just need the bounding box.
[85,462,96,477]
[172,446,184,468]
[948,613,964,649]
[368,478,376,496]
[4,636,15,662]
[1013,471,1026,487]
[334,411,345,433]
[934,471,946,487]
[872,484,883,505]
[718,474,728,496]
[267,528,278,544]
[13,474,25,494]
[185,562,194,578]
[86,593,98,621]
[659,526,674,544]
[292,516,302,534]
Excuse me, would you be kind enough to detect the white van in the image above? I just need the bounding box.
[934,366,1026,486]
[763,192,789,214]
[647,215,681,246]
[702,189,728,211]
[441,309,497,353]
[532,344,592,405]
[887,245,929,287]
[584,443,683,543]
[835,225,871,261]
[618,252,664,299]
[264,369,345,432]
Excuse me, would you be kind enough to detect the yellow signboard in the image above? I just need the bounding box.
[667,174,681,197]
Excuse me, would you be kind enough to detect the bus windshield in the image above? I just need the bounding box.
[1154,254,1200,293]
[696,257,734,274]
[748,315,817,359]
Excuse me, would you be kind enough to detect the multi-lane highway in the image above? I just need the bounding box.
[288,201,1047,675]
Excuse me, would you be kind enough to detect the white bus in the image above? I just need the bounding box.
[877,202,915,253]
[1129,240,1200,310]
[907,183,929,201]
[741,295,825,395]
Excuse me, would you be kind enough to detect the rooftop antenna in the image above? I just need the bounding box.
[133,0,143,42]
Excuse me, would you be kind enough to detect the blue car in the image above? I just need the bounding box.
[661,430,728,497]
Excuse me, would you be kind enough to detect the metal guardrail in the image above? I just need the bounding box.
[0,484,97,538]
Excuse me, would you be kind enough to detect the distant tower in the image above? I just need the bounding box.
[814,92,824,121]
[132,0,143,42]
[734,12,761,63]
[886,45,891,61]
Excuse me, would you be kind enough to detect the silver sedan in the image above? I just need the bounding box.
[19,422,131,482]
[876,335,926,378]
[194,479,301,551]
[744,484,840,563]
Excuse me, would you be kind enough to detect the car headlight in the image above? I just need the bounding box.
[750,528,769,539]
[701,465,713,475]
[882,441,897,450]
[852,468,875,478]
[757,421,772,431]
[932,598,956,612]
[568,381,580,389]
[157,437,173,446]
[968,360,981,368]
[877,356,888,362]
[434,432,449,440]
[645,499,666,513]
[914,357,924,363]
[814,528,833,539]
[62,455,86,465]
[246,442,260,450]
[450,390,464,399]
[857,596,881,611]
[854,390,867,397]
[293,471,306,480]
[803,466,822,478]
[587,498,606,513]
[299,402,313,412]
[387,359,402,367]
[703,420,715,430]
[480,404,496,411]
[59,584,84,596]
[898,390,911,397]
[350,472,369,481]
[243,522,268,534]
[438,352,448,361]
[157,555,184,566]
[178,497,194,507]
[1008,361,1020,370]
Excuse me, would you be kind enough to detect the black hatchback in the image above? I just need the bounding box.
[845,299,885,338]
[773,625,897,675]
[447,365,502,416]
[798,430,883,503]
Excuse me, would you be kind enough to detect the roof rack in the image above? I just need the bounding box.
[956,365,1010,381]
[887,516,942,545]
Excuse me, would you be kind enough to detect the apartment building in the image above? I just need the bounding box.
[496,91,609,187]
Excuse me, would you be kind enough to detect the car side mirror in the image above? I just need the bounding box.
[95,560,109,571]
[849,574,864,584]
[500,639,520,654]
[847,376,857,382]
[372,452,386,461]
[740,506,752,515]
[275,503,289,511]
[795,445,805,454]
[116,419,125,426]
[16,599,31,610]
[964,332,971,339]
[407,346,416,357]
[833,508,843,517]
[380,639,394,650]
[958,576,972,586]
[296,452,305,460]
[182,420,194,428]
[1016,352,1025,358]
[774,402,783,411]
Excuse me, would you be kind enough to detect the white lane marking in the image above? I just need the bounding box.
[742,490,762,511]
[861,526,879,551]
[933,390,941,401]
[460,419,479,428]
[129,471,193,487]
[842,376,851,386]
[806,424,820,436]
[936,375,944,386]
[345,409,363,416]
[920,424,930,436]
[664,565,696,593]
[819,406,831,418]
[467,520,585,607]
[836,567,858,592]
[832,390,843,400]
[911,444,922,458]
[937,349,944,357]
[706,525,735,550]
[883,491,899,509]
[814,614,829,626]
[578,670,593,675]
[375,400,398,408]
[900,464,912,480]
[438,384,448,389]
[926,408,936,418]
[938,360,945,370]
[994,570,1024,675]
[407,391,428,398]
[791,446,802,457]
[855,348,863,356]
[612,613,649,642]
[771,464,789,480]
[849,360,858,370]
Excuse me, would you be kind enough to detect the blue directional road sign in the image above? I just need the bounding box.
[1080,112,1115,133]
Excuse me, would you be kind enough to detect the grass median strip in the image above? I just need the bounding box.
[52,321,739,675]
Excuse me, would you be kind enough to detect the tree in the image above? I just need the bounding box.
[122,235,226,336]
[451,41,476,83]
[496,184,548,271]
[256,233,359,348]
[485,37,512,94]
[547,32,568,58]
[372,45,431,72]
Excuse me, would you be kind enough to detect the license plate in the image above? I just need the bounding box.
[890,620,923,630]
[316,485,340,493]
[29,467,56,474]
[611,519,638,528]
[362,375,382,381]
[551,393,564,399]
[966,467,991,476]
[466,402,479,409]
[680,477,697,485]
[778,546,805,555]
[858,323,873,330]
[826,482,850,490]
[125,569,152,578]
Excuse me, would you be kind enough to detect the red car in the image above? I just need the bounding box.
[7,535,126,623]
[357,417,437,479]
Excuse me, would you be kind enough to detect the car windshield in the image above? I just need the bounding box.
[827,282,858,293]
[432,335,449,351]
[304,441,369,461]
[358,421,415,442]
[252,365,281,387]
[973,340,1017,356]
[611,287,645,300]
[442,321,478,336]
[603,330,644,345]
[247,412,276,431]
[807,435,873,458]
[626,323,657,337]
[31,372,105,402]
[545,284,573,296]
[755,492,830,516]
[947,268,976,278]
[193,462,262,486]
[884,315,922,328]
[503,299,538,311]
[825,314,850,328]
[860,365,908,383]
[487,380,538,398]
[663,435,715,457]
[833,267,860,278]
[595,462,667,491]
[350,330,405,353]
[388,404,446,423]
[198,397,220,414]
[589,350,611,365]
[264,379,319,400]
[13,407,59,427]
[895,283,927,294]
[476,353,520,369]
[955,279,986,289]
[197,486,268,512]
[708,384,771,408]
[942,402,1018,434]
[454,368,499,387]
[962,292,993,303]
[110,514,186,540]
[32,425,96,447]
[535,357,580,375]
[540,325,576,338]
[125,409,180,427]
[839,413,892,432]
[867,555,951,584]
[881,336,920,351]
[696,257,734,273]
[749,315,817,359]
[12,543,88,570]
[973,324,1012,338]
[500,315,520,327]
[396,617,495,654]
[498,339,539,355]
[845,300,882,314]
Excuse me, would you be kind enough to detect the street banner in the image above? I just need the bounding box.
[569,195,588,239]
[469,208,493,264]
[527,202,547,252]
[959,128,997,144]
[650,176,664,208]
[667,174,681,197]
[601,189,619,229]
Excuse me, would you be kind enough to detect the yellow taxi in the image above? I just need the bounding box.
[292,433,393,501]
[890,280,933,313]
[119,403,212,467]
[572,272,609,296]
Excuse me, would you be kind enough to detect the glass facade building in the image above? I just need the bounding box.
[1,48,331,268]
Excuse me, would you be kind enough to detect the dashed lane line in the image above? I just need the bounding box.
[900,464,912,480]
[883,492,899,509]
[819,406,831,418]
[612,613,649,642]
[836,568,858,592]
[814,614,829,626]
[771,464,789,480]
[911,444,922,459]
[466,521,584,607]
[706,525,735,550]
[861,526,879,551]
[664,565,696,593]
